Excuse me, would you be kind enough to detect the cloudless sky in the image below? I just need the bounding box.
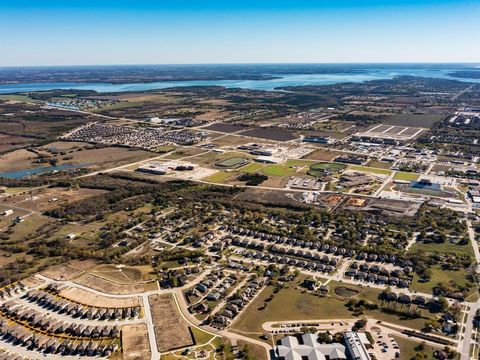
[0,0,479,66]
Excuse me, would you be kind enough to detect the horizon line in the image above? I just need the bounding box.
[1,61,479,69]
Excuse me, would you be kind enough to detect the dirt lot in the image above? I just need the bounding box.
[122,323,151,360]
[0,144,154,173]
[149,294,194,352]
[40,260,97,281]
[0,148,37,172]
[381,114,444,128]
[302,148,349,161]
[91,264,151,283]
[74,273,158,295]
[240,127,296,141]
[2,187,107,213]
[0,134,35,153]
[60,287,140,308]
[204,122,251,133]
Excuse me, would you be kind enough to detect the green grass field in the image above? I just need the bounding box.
[232,286,353,333]
[94,101,144,112]
[238,162,264,173]
[366,160,392,169]
[283,159,315,167]
[410,265,477,298]
[261,165,296,177]
[201,171,236,183]
[394,172,420,181]
[0,94,36,103]
[233,279,435,334]
[191,326,216,345]
[311,162,346,171]
[409,239,474,258]
[393,336,436,360]
[348,165,392,175]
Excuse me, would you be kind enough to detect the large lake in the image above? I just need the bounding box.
[0,67,479,94]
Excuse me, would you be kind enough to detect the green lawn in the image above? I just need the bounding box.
[191,326,216,345]
[394,172,420,181]
[238,162,265,173]
[232,285,353,333]
[409,240,474,258]
[366,160,392,169]
[283,159,315,167]
[393,336,437,360]
[410,265,477,298]
[261,165,296,177]
[348,165,392,175]
[201,171,237,184]
[0,94,36,103]
[233,280,435,334]
[94,101,144,112]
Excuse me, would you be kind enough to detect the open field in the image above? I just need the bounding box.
[2,187,107,213]
[410,265,477,298]
[40,260,97,281]
[149,294,194,352]
[393,336,436,360]
[74,273,158,295]
[204,122,251,133]
[0,145,155,173]
[90,264,152,283]
[261,164,296,177]
[201,170,238,184]
[366,160,392,169]
[240,127,296,141]
[238,162,265,173]
[0,134,35,153]
[162,146,206,159]
[0,94,37,103]
[393,172,420,181]
[382,114,444,128]
[93,101,144,112]
[60,286,140,308]
[302,148,349,161]
[122,323,151,360]
[348,165,392,175]
[233,278,436,336]
[231,285,353,334]
[409,238,475,257]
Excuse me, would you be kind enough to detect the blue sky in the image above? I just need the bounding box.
[0,0,479,66]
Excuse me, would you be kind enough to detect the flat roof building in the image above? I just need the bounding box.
[343,332,371,360]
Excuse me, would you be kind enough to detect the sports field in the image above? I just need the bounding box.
[214,157,249,169]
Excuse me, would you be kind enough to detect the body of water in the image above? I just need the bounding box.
[0,164,85,179]
[0,67,479,94]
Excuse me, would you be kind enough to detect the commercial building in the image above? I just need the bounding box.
[275,333,346,360]
[409,179,441,191]
[343,332,371,360]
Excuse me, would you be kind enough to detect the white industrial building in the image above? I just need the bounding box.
[343,332,371,360]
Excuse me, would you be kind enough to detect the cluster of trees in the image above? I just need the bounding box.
[237,173,268,186]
